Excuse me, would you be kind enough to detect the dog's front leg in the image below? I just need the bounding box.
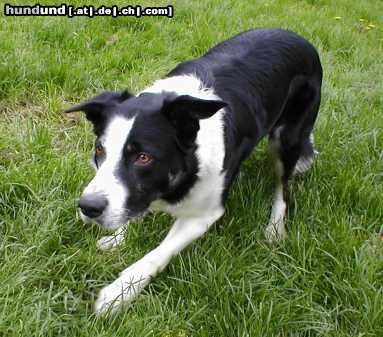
[94,208,224,314]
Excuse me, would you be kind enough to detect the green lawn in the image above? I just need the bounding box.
[1,0,382,336]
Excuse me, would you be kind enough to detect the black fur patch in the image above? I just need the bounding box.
[168,29,322,200]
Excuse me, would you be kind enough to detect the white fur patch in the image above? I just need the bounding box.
[265,184,287,242]
[81,116,135,229]
[141,75,216,100]
[95,258,154,313]
[293,132,317,175]
[97,223,129,251]
[267,127,287,242]
[294,155,314,175]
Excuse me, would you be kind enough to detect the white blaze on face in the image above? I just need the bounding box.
[81,116,136,229]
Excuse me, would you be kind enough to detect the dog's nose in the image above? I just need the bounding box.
[78,194,108,218]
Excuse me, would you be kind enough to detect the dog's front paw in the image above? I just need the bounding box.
[97,235,123,251]
[94,260,156,314]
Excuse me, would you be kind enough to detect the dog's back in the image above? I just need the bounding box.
[169,28,322,140]
[169,29,322,203]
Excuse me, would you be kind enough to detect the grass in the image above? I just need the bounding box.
[0,0,382,336]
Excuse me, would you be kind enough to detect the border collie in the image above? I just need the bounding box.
[65,28,322,313]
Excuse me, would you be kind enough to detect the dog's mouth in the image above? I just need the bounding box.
[79,209,145,230]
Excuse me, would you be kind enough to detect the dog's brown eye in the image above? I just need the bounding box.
[135,152,153,165]
[95,144,104,156]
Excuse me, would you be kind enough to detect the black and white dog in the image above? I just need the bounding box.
[65,29,322,313]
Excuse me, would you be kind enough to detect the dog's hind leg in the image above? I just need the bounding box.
[265,78,321,242]
[265,127,289,242]
[293,133,318,176]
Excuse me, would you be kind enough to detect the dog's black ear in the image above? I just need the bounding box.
[64,90,133,126]
[162,95,227,120]
[162,95,227,150]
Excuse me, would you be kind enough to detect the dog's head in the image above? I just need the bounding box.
[65,90,226,229]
